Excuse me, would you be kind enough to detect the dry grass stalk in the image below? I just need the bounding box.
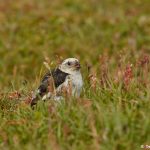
[48,129,61,150]
[55,55,63,65]
[99,55,109,86]
[8,91,21,100]
[138,55,149,67]
[89,115,101,150]
[48,76,56,95]
[60,79,72,99]
[123,64,133,89]
[43,61,57,97]
[89,73,98,91]
[78,98,93,108]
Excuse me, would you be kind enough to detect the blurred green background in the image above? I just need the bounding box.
[0,0,149,89]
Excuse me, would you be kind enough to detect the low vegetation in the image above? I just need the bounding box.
[0,0,150,149]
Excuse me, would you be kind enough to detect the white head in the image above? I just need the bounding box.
[59,58,81,74]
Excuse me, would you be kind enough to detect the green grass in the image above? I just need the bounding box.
[0,0,150,149]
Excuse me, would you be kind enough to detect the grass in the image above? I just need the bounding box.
[0,0,150,149]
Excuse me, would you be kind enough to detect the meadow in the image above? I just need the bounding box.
[0,0,150,149]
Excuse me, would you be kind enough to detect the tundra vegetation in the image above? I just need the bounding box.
[0,0,150,150]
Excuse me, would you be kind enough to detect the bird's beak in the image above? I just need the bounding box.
[75,62,81,69]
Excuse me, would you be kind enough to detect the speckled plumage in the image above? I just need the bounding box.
[31,58,83,107]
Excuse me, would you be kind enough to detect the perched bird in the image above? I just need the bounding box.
[31,58,83,107]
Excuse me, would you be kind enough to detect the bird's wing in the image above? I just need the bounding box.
[31,68,69,107]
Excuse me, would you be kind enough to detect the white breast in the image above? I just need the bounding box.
[69,72,83,97]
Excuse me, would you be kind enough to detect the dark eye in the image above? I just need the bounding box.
[67,62,71,66]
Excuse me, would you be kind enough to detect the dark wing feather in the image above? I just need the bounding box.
[31,68,69,107]
[38,68,69,95]
[52,68,69,88]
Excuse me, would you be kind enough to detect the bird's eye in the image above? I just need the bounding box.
[67,62,71,66]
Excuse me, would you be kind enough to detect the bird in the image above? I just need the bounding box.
[31,58,83,107]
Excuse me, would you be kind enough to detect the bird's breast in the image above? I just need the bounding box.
[69,73,83,97]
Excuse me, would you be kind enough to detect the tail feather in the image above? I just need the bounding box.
[30,90,41,108]
[30,90,52,108]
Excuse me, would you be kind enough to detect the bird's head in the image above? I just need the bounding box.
[59,58,81,74]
